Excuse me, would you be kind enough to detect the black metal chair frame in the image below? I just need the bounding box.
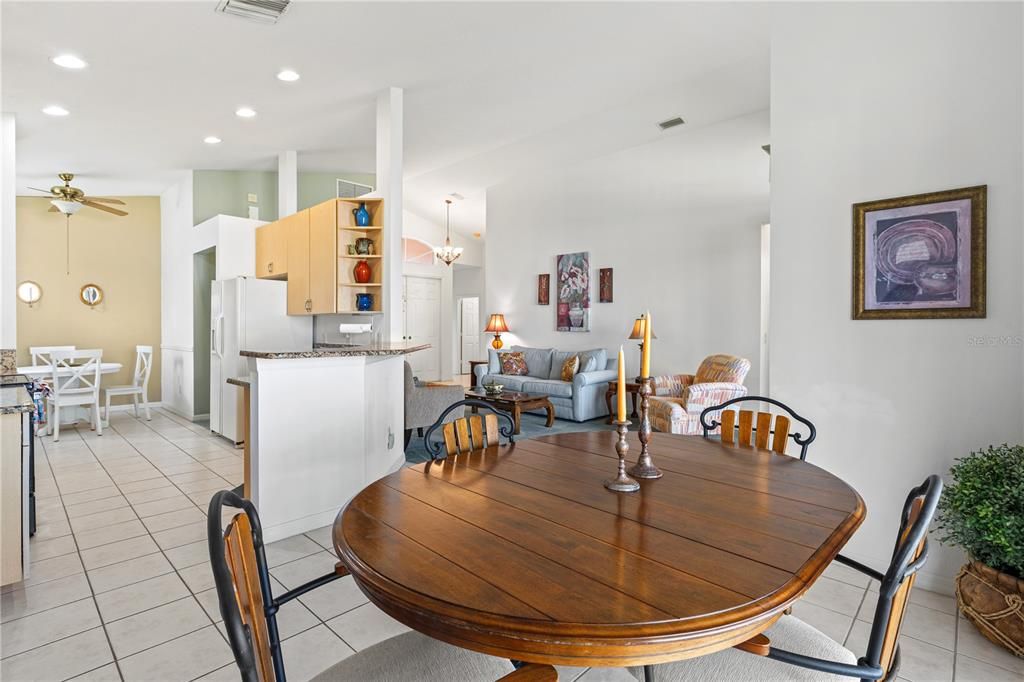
[422,399,516,460]
[699,395,818,460]
[643,475,941,682]
[208,490,345,682]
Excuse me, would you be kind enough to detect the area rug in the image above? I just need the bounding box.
[404,412,615,464]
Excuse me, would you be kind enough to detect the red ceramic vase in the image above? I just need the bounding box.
[353,259,372,284]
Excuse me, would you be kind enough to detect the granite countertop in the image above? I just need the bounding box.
[0,383,35,415]
[240,342,431,360]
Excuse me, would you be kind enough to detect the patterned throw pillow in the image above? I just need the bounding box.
[499,352,528,376]
[560,355,580,382]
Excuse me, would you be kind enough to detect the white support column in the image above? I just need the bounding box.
[377,88,404,341]
[278,150,297,218]
[0,114,16,357]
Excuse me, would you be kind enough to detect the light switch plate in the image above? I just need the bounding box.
[248,206,259,220]
[247,193,258,203]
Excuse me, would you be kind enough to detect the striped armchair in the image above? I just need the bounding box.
[648,354,751,435]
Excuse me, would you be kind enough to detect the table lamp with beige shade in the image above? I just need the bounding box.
[484,313,510,350]
[627,313,656,381]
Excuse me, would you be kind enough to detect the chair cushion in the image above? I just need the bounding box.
[313,630,513,681]
[511,346,554,378]
[521,379,573,398]
[629,616,858,681]
[694,354,751,385]
[498,352,528,376]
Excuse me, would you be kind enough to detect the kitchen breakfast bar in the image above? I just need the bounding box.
[239,342,428,542]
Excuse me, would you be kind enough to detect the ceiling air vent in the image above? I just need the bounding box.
[658,117,685,130]
[216,0,291,24]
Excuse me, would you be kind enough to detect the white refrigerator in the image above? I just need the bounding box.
[210,277,311,443]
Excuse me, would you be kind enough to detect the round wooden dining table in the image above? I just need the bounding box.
[333,430,865,669]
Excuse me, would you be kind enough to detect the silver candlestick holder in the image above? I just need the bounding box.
[628,377,663,479]
[605,420,640,492]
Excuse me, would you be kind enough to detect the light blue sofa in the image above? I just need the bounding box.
[472,346,616,422]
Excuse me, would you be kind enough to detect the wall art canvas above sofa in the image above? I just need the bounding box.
[852,185,986,319]
[556,251,590,331]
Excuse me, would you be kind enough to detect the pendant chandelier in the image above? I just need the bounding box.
[433,199,463,266]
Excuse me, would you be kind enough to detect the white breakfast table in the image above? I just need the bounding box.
[17,362,124,427]
[17,362,123,380]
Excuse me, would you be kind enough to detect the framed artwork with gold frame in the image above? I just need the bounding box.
[852,185,986,319]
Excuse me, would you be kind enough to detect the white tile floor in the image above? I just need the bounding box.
[0,410,1019,682]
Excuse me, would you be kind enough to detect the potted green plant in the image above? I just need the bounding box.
[937,443,1024,658]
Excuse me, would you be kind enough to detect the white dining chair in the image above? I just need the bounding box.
[46,349,103,441]
[103,345,153,424]
[30,345,76,366]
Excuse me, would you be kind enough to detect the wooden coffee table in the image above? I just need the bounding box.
[464,388,554,434]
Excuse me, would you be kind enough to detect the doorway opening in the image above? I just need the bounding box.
[457,297,481,375]
[192,248,216,421]
[759,223,770,397]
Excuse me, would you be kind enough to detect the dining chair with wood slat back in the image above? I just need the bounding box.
[423,399,516,460]
[208,490,557,682]
[632,475,943,682]
[699,395,817,460]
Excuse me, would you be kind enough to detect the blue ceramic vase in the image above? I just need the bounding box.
[353,202,371,227]
[355,293,374,311]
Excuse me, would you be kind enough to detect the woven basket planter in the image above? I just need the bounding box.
[955,561,1024,658]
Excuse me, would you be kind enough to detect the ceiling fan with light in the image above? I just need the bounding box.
[28,173,128,217]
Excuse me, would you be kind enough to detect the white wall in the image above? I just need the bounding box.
[770,2,1023,594]
[160,171,195,418]
[0,115,15,352]
[485,111,769,384]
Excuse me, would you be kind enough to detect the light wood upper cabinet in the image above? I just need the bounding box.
[285,209,312,315]
[308,200,338,314]
[260,198,385,316]
[255,221,288,279]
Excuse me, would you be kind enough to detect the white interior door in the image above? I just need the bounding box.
[459,297,480,374]
[404,276,441,381]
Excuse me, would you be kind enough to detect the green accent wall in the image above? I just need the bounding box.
[298,172,376,210]
[192,170,376,225]
[193,170,278,225]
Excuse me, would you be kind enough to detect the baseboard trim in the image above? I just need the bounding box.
[107,401,163,413]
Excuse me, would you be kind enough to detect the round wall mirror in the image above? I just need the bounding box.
[80,283,103,307]
[17,281,42,306]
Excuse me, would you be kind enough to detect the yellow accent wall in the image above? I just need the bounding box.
[16,196,161,402]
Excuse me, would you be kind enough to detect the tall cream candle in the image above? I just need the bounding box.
[617,346,627,422]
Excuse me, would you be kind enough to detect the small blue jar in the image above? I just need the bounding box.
[356,293,373,311]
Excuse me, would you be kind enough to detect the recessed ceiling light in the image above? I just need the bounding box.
[42,105,69,117]
[235,107,257,118]
[52,54,87,69]
[277,69,300,82]
[204,136,222,145]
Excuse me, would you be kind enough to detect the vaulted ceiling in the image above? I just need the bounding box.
[2,1,771,232]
